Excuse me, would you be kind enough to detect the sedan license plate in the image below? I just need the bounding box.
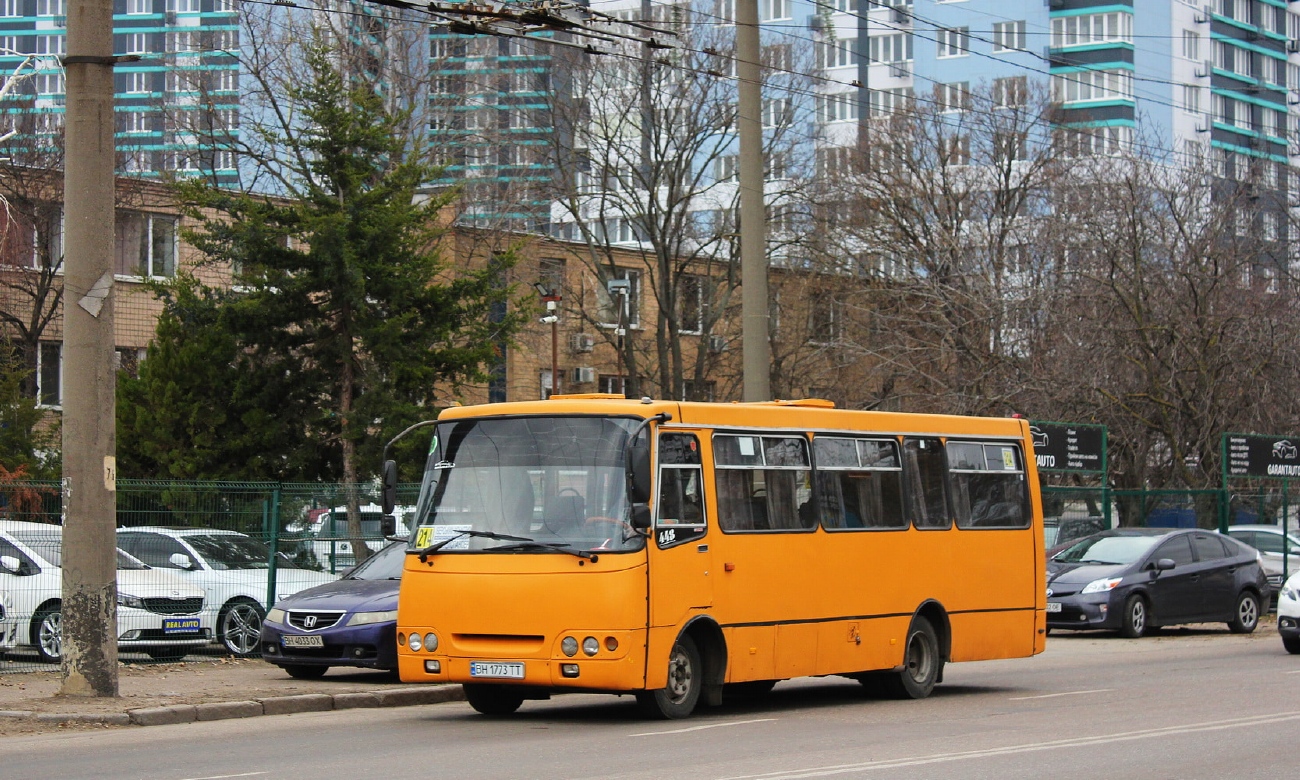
[162,618,201,634]
[470,661,524,679]
[1046,601,1062,613]
[283,635,325,648]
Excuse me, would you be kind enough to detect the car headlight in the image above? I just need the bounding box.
[346,609,398,626]
[117,593,146,610]
[1283,587,1299,602]
[266,607,286,624]
[1081,577,1123,594]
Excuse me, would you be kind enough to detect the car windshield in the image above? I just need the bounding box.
[10,529,151,570]
[1053,534,1160,565]
[346,542,405,580]
[185,533,300,570]
[409,415,645,554]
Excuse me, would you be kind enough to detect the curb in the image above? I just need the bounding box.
[0,684,465,728]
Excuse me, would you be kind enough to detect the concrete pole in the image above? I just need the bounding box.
[736,0,770,402]
[60,0,118,697]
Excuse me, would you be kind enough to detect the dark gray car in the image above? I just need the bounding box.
[1046,528,1269,637]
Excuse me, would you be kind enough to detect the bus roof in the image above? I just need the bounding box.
[436,397,1030,439]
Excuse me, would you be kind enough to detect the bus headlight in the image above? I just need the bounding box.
[424,633,438,652]
[408,633,423,652]
[561,637,578,657]
[582,637,599,656]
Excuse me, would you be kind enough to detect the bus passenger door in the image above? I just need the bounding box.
[648,433,713,631]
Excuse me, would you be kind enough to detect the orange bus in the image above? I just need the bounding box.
[388,396,1045,719]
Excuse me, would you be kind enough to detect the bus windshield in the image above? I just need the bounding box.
[408,415,645,554]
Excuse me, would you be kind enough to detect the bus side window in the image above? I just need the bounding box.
[949,442,1030,529]
[812,436,906,531]
[657,433,707,547]
[904,438,952,529]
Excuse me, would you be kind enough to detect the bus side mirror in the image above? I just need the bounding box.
[630,503,652,531]
[381,459,398,515]
[381,514,397,537]
[628,442,651,504]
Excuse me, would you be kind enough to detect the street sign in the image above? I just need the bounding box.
[1029,421,1106,474]
[1225,433,1300,479]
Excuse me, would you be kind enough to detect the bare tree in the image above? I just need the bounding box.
[545,3,815,401]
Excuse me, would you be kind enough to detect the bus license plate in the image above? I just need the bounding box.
[162,618,201,634]
[470,661,524,679]
[1046,602,1062,613]
[283,635,325,648]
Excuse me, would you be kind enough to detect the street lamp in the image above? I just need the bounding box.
[535,282,561,398]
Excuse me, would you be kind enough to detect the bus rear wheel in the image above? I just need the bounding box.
[875,616,941,700]
[636,634,702,719]
[463,684,524,716]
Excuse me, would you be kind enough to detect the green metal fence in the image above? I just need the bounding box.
[0,481,419,674]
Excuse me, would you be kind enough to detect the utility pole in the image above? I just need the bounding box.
[736,0,770,402]
[60,0,119,696]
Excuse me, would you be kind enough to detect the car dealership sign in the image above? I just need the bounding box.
[1225,433,1300,479]
[1029,421,1106,474]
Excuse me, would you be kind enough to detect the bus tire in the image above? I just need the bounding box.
[463,684,524,716]
[636,634,702,719]
[880,616,941,700]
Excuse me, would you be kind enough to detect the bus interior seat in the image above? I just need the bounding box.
[544,493,586,535]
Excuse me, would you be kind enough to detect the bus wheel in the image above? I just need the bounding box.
[880,616,941,700]
[463,684,524,716]
[636,634,702,719]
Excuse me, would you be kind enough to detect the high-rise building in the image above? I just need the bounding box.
[0,0,240,185]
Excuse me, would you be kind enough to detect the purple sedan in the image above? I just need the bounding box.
[259,541,404,678]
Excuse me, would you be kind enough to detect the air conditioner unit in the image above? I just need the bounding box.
[571,366,596,384]
[1196,59,1213,78]
[806,14,823,32]
[568,333,595,352]
[891,7,908,24]
[1290,91,1300,105]
[1195,4,1211,23]
[890,62,911,79]
[1289,40,1300,54]
[708,335,727,354]
[1195,117,1211,133]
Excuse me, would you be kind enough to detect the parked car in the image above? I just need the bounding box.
[306,504,411,573]
[116,527,337,657]
[1277,571,1300,654]
[1223,524,1300,590]
[1046,527,1269,638]
[0,520,211,663]
[1044,515,1109,551]
[260,540,405,678]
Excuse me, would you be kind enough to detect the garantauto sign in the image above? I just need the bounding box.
[1226,434,1300,479]
[1029,422,1105,474]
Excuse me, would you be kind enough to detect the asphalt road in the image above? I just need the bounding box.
[2,627,1295,780]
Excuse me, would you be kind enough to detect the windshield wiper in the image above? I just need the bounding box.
[415,529,533,562]
[484,541,599,562]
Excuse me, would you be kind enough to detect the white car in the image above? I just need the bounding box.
[116,527,337,656]
[1223,525,1300,590]
[306,504,411,573]
[1277,571,1300,654]
[0,520,212,663]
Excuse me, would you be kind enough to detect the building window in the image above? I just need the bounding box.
[991,21,1025,53]
[868,87,912,117]
[125,33,148,54]
[809,299,842,344]
[0,0,20,16]
[125,71,149,94]
[761,97,791,128]
[760,0,789,22]
[34,36,65,56]
[1050,12,1132,49]
[598,375,626,395]
[714,154,737,182]
[936,27,969,58]
[992,76,1026,109]
[114,212,176,278]
[1182,29,1200,60]
[817,92,857,123]
[36,0,64,15]
[34,73,64,95]
[868,32,912,64]
[37,342,61,407]
[816,37,854,70]
[1051,68,1133,103]
[1181,84,1201,114]
[126,0,150,12]
[936,81,969,113]
[165,0,199,11]
[678,274,704,335]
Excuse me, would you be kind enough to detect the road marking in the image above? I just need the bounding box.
[714,711,1300,779]
[176,774,268,780]
[1007,688,1113,700]
[1283,670,1300,675]
[629,718,776,737]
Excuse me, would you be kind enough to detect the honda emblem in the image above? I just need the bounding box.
[303,615,318,628]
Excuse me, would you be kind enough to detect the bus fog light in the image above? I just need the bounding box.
[582,637,599,656]
[424,660,441,673]
[408,633,423,652]
[424,633,438,652]
[561,664,580,678]
[605,636,618,652]
[561,637,578,657]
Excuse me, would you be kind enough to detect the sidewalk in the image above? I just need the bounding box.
[0,657,465,735]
